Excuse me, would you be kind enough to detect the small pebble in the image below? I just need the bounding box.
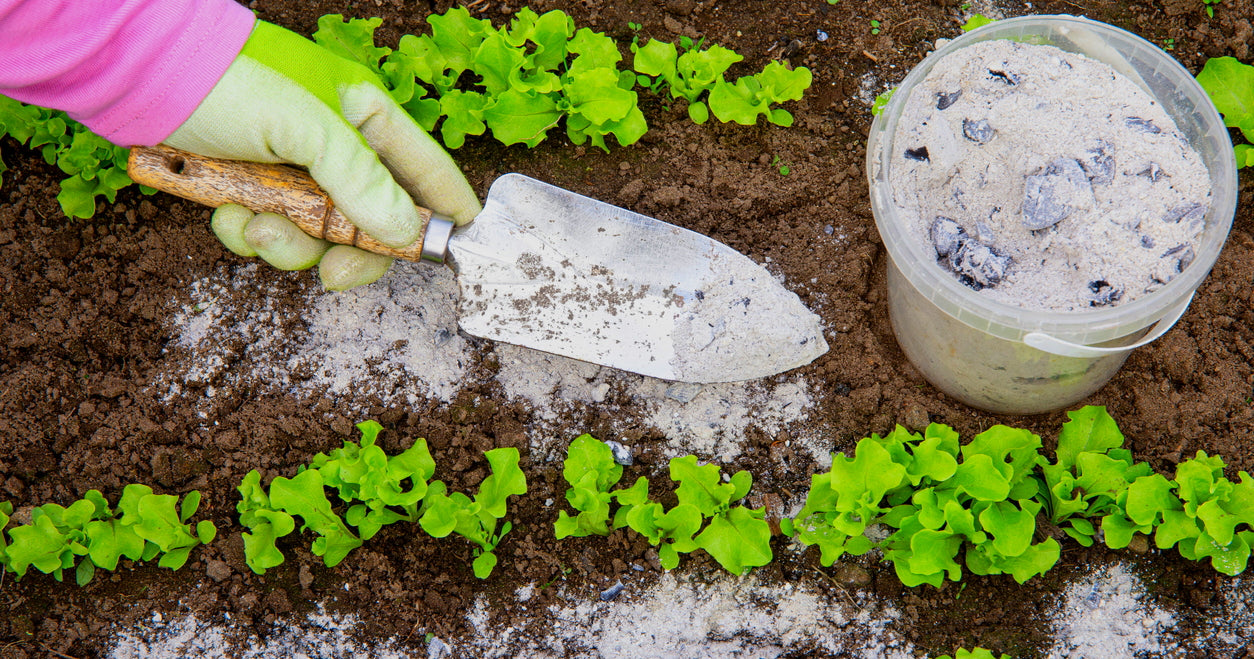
[665,382,702,403]
[962,118,995,144]
[605,440,634,466]
[835,565,872,586]
[816,30,828,41]
[823,224,834,235]
[600,581,626,601]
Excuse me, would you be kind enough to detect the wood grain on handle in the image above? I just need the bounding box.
[126,145,431,261]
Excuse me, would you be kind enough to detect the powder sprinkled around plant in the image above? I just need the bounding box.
[493,343,820,462]
[459,570,912,658]
[890,39,1212,311]
[1046,563,1176,658]
[106,607,412,658]
[154,261,472,408]
[158,263,820,463]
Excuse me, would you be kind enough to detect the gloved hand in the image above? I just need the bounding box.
[164,20,481,290]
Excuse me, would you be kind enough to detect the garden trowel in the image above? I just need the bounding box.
[128,145,828,383]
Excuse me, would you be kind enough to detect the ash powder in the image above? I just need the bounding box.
[890,39,1212,311]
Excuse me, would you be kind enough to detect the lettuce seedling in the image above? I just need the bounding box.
[1039,406,1152,547]
[553,435,771,575]
[1,485,214,585]
[632,38,811,127]
[238,421,524,579]
[419,447,528,578]
[668,455,772,575]
[1131,452,1254,575]
[1196,57,1254,168]
[788,422,1059,588]
[620,497,703,571]
[311,420,436,540]
[555,434,624,539]
[0,501,11,564]
[238,420,441,573]
[236,471,296,574]
[935,649,1011,659]
[0,95,139,219]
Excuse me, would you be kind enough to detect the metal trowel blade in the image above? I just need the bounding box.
[446,174,828,383]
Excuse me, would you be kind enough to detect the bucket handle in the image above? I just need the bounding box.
[1022,292,1194,359]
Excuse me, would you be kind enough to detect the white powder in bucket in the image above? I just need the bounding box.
[889,39,1212,312]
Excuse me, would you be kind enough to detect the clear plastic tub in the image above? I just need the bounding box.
[866,15,1238,414]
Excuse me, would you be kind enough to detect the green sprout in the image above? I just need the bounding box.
[870,19,882,35]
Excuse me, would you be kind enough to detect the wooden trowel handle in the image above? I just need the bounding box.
[127,145,435,261]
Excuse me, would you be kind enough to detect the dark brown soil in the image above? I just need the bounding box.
[2,0,1252,657]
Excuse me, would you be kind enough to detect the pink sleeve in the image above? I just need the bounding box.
[0,0,256,146]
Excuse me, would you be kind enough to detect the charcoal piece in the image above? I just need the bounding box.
[1163,203,1205,224]
[1141,235,1155,249]
[1022,158,1093,230]
[930,216,967,258]
[988,69,1020,85]
[1125,117,1161,134]
[1163,244,1195,271]
[904,146,930,162]
[1080,140,1116,185]
[948,240,1011,289]
[962,118,995,144]
[937,90,963,110]
[1087,280,1123,307]
[974,221,996,244]
[1163,203,1206,236]
[1137,162,1166,182]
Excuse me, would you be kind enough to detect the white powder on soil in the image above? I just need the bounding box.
[107,606,411,658]
[291,261,470,403]
[1046,563,1176,658]
[890,39,1211,311]
[158,260,820,463]
[154,261,472,406]
[458,570,912,658]
[102,560,1254,658]
[494,343,819,462]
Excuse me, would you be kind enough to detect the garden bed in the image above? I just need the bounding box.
[2,0,1253,656]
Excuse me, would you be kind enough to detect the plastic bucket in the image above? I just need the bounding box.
[866,15,1238,414]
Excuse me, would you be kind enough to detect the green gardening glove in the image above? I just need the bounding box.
[165,20,481,290]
